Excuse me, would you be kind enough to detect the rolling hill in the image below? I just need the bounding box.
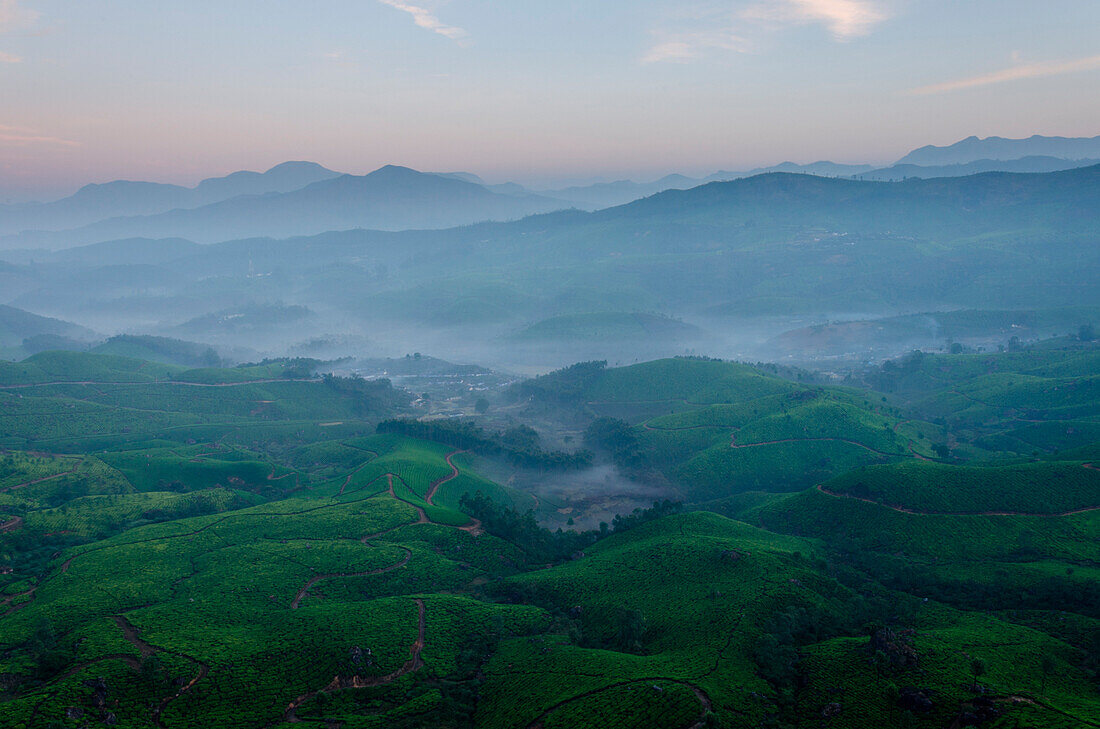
[0,348,1096,728]
[0,161,340,237]
[2,165,569,248]
[896,134,1100,166]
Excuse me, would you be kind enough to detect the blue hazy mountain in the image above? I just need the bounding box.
[3,165,570,248]
[859,155,1100,181]
[896,134,1100,166]
[0,161,341,237]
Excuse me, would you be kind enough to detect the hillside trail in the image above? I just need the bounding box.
[10,452,475,725]
[891,418,934,461]
[423,450,483,535]
[945,388,1058,424]
[730,433,906,458]
[0,586,36,616]
[0,464,81,493]
[525,677,713,729]
[643,422,725,431]
[984,693,1100,729]
[290,547,413,609]
[111,615,210,728]
[0,516,23,532]
[10,477,397,619]
[284,454,483,718]
[283,598,426,723]
[386,473,429,525]
[295,455,486,604]
[31,615,210,727]
[815,483,1100,517]
[336,461,382,495]
[424,450,466,504]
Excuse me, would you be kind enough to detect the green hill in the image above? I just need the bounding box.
[0,349,1098,728]
[517,358,934,499]
[819,460,1100,515]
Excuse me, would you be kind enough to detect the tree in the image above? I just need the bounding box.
[474,397,489,414]
[613,609,647,653]
[1079,323,1096,342]
[1041,654,1057,696]
[970,657,987,691]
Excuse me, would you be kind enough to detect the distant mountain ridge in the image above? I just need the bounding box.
[3,165,570,248]
[4,135,1100,249]
[0,304,98,349]
[896,135,1100,166]
[2,163,1098,358]
[0,161,341,237]
[539,162,876,210]
[860,155,1100,181]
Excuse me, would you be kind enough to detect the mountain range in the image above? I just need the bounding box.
[896,134,1100,166]
[0,161,340,237]
[3,134,1098,251]
[2,162,1096,368]
[2,165,569,248]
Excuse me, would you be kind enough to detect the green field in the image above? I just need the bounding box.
[0,349,1097,728]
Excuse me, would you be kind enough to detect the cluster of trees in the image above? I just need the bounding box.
[139,491,249,524]
[566,606,648,655]
[377,419,593,470]
[26,619,74,681]
[510,360,607,405]
[459,491,599,564]
[459,491,687,567]
[583,417,646,468]
[104,335,223,367]
[830,541,1100,618]
[608,499,682,532]
[868,350,928,393]
[322,374,410,415]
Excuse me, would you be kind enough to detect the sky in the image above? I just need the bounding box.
[1,0,1099,200]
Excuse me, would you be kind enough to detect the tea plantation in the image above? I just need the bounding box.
[0,349,1097,728]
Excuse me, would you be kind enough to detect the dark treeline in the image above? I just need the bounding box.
[103,335,224,367]
[377,418,592,470]
[322,374,410,415]
[838,547,1100,619]
[460,492,684,565]
[584,417,646,468]
[510,360,607,405]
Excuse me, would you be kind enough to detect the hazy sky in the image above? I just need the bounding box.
[2,0,1099,199]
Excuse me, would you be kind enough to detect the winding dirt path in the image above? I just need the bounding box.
[729,433,905,458]
[0,516,23,532]
[424,450,465,505]
[283,598,427,722]
[290,547,413,609]
[0,587,36,616]
[815,483,1100,517]
[423,450,483,535]
[337,462,382,496]
[112,615,209,727]
[13,451,487,727]
[643,423,726,432]
[387,474,429,524]
[525,677,713,729]
[0,464,80,493]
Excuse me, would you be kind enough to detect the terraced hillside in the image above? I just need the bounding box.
[516,358,939,499]
[0,349,1097,728]
[0,435,541,728]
